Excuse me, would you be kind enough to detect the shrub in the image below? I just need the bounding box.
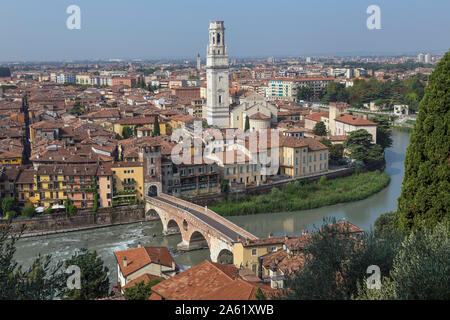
[318,175,327,186]
[210,171,390,216]
[22,205,36,218]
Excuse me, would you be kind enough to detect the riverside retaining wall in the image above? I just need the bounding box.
[1,204,146,237]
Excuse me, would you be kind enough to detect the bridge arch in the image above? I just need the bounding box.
[188,230,209,251]
[166,219,181,235]
[145,208,160,219]
[216,248,234,264]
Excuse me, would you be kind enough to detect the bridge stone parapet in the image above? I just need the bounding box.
[145,194,257,263]
[158,194,257,240]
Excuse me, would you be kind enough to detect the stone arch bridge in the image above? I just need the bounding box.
[144,193,258,263]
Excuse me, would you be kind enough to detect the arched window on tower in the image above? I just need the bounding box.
[217,33,221,44]
[218,95,222,104]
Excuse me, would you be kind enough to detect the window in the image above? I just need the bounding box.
[251,248,257,256]
[218,95,222,104]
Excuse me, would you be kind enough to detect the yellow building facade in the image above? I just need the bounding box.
[111,162,144,205]
[233,238,286,276]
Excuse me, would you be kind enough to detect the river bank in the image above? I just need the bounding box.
[210,170,391,216]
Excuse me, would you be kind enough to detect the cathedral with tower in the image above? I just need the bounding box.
[205,21,230,128]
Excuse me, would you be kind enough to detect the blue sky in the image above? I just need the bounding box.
[0,0,449,61]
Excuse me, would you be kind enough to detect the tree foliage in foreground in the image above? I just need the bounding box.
[0,225,65,300]
[64,248,110,300]
[356,222,449,300]
[281,217,401,300]
[281,218,448,300]
[396,51,450,233]
[124,278,162,300]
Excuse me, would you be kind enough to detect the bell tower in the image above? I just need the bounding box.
[206,21,230,128]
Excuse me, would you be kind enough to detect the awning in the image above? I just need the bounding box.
[36,206,45,213]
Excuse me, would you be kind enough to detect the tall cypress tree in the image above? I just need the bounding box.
[396,51,450,233]
[153,115,160,136]
[244,115,250,131]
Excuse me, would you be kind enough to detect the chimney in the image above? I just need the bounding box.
[268,233,273,238]
[137,242,142,248]
[123,256,127,267]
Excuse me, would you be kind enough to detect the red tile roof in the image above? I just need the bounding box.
[149,260,278,300]
[149,260,241,300]
[114,246,175,277]
[334,114,376,126]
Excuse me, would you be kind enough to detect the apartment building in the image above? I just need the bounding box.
[34,164,98,209]
[206,150,267,187]
[111,162,144,205]
[267,77,334,101]
[161,156,220,197]
[56,73,76,84]
[279,135,329,178]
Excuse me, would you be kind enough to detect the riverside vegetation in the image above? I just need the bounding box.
[211,170,390,216]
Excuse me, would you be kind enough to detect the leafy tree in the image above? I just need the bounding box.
[356,222,449,300]
[70,101,84,116]
[68,204,78,216]
[374,211,397,237]
[330,144,344,162]
[21,205,36,218]
[244,115,250,131]
[343,129,383,164]
[220,180,229,193]
[0,224,65,300]
[320,138,343,162]
[397,51,450,233]
[369,115,393,150]
[152,115,160,136]
[93,194,99,213]
[322,82,349,103]
[296,85,314,101]
[124,278,162,300]
[64,248,110,300]
[2,197,15,215]
[122,125,133,139]
[313,121,327,136]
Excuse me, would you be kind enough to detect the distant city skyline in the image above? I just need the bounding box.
[0,0,449,62]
